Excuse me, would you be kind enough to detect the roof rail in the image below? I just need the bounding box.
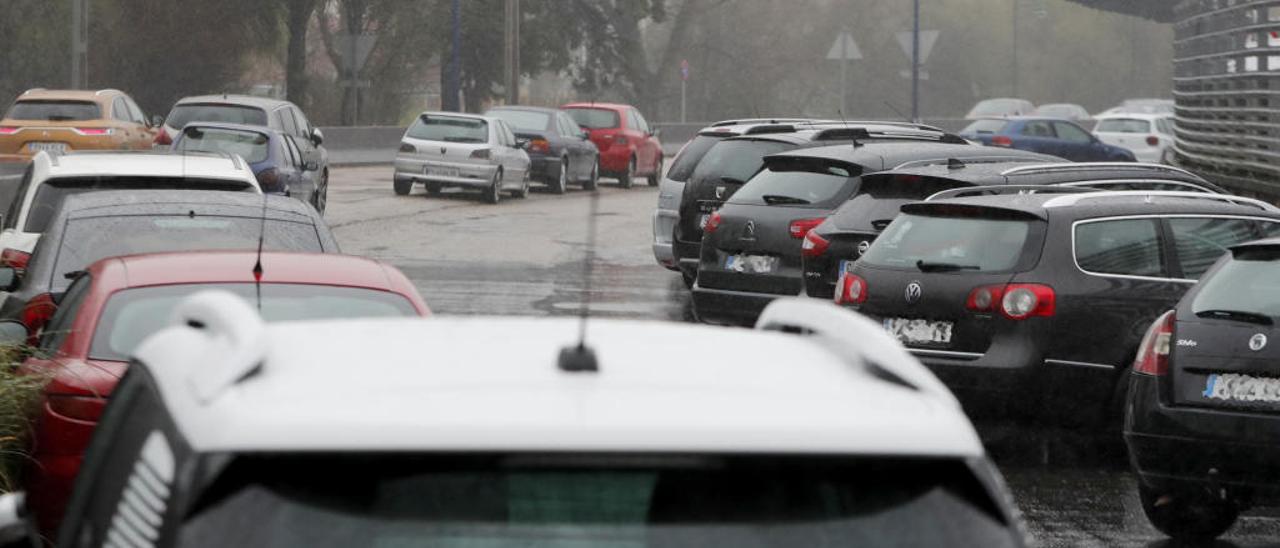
[926,184,1096,201]
[892,156,1046,170]
[743,124,799,135]
[21,88,45,95]
[1042,190,1279,212]
[1000,162,1203,180]
[754,298,958,404]
[171,290,267,404]
[709,118,811,127]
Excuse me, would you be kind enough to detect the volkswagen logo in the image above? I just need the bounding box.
[742,220,756,240]
[904,281,923,304]
[715,186,726,199]
[1250,333,1268,352]
[856,240,871,256]
[440,147,447,154]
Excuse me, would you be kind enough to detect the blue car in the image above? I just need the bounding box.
[959,116,1135,162]
[171,122,316,203]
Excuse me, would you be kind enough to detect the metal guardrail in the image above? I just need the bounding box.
[1171,0,1280,198]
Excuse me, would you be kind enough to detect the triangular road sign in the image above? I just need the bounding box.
[895,30,940,64]
[826,32,863,61]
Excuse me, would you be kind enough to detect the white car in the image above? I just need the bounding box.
[965,98,1035,119]
[0,150,261,269]
[393,112,531,204]
[1092,113,1176,163]
[19,295,1027,546]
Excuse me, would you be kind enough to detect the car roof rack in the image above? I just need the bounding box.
[709,118,812,127]
[891,156,1046,170]
[926,184,1096,201]
[1042,190,1279,212]
[1000,162,1203,180]
[743,124,800,135]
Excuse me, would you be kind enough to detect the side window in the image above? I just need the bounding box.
[38,273,92,352]
[1156,119,1174,135]
[123,97,146,124]
[284,136,304,168]
[290,106,312,137]
[627,109,643,132]
[498,121,515,147]
[111,98,131,122]
[1075,219,1165,277]
[1019,121,1055,138]
[1260,220,1280,238]
[635,111,651,134]
[1168,217,1259,279]
[1054,122,1094,144]
[561,114,582,137]
[278,108,300,136]
[4,164,33,230]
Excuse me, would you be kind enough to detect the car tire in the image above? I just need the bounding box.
[312,170,329,214]
[648,156,662,186]
[619,156,635,189]
[550,158,567,194]
[394,177,413,196]
[425,182,443,195]
[1139,483,1239,543]
[583,159,599,191]
[484,170,502,204]
[511,173,530,199]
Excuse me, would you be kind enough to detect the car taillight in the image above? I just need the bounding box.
[471,149,491,159]
[789,218,825,239]
[991,135,1014,147]
[47,394,107,422]
[399,142,416,153]
[1146,135,1159,146]
[801,230,830,258]
[1134,310,1175,376]
[530,138,550,153]
[834,273,868,305]
[0,126,18,135]
[965,284,1006,313]
[153,130,173,146]
[0,248,30,273]
[614,135,628,145]
[255,168,283,193]
[21,292,57,341]
[1000,283,1056,320]
[72,128,112,136]
[704,211,723,234]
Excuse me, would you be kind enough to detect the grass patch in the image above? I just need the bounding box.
[0,343,47,493]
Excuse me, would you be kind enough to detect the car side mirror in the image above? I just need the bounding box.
[150,114,165,127]
[0,321,27,347]
[579,130,590,140]
[0,267,20,293]
[310,128,324,146]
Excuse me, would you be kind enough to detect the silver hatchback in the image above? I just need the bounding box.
[393,112,531,203]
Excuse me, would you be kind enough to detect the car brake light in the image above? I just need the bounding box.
[0,127,18,135]
[153,130,173,146]
[21,292,57,342]
[470,149,491,159]
[72,128,112,136]
[1000,283,1055,320]
[704,211,723,234]
[0,248,30,273]
[801,230,830,258]
[256,168,283,193]
[47,394,107,422]
[965,284,1006,313]
[789,218,825,239]
[530,138,551,153]
[1146,135,1159,146]
[399,142,416,153]
[990,135,1014,147]
[1134,310,1175,376]
[834,273,868,305]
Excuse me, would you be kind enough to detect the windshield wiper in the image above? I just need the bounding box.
[761,195,811,205]
[916,260,980,272]
[1195,309,1274,325]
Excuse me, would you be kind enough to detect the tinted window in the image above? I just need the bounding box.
[51,215,322,291]
[124,97,146,124]
[6,100,100,121]
[278,108,300,136]
[1168,217,1259,279]
[730,161,859,208]
[290,107,311,136]
[1096,118,1152,133]
[863,212,1037,272]
[959,120,1008,134]
[1193,249,1280,319]
[38,273,91,353]
[179,454,1017,548]
[488,109,550,132]
[1053,122,1093,143]
[1074,219,1164,277]
[406,115,487,143]
[166,104,268,128]
[564,108,619,129]
[90,283,418,361]
[175,127,271,163]
[834,175,970,232]
[24,177,256,233]
[1019,121,1055,138]
[666,135,725,183]
[283,136,303,168]
[689,139,792,187]
[2,165,32,230]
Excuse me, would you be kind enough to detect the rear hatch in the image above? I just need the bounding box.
[562,107,621,152]
[402,114,490,164]
[698,157,863,295]
[849,204,1048,354]
[1093,118,1153,150]
[0,100,110,155]
[677,138,797,246]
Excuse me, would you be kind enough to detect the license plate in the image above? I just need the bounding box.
[427,166,459,178]
[839,260,857,275]
[1203,373,1280,404]
[27,142,66,153]
[883,317,953,346]
[725,254,777,274]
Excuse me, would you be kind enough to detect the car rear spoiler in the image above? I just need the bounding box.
[900,201,1047,221]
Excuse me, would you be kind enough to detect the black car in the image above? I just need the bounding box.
[691,141,1057,326]
[485,106,600,193]
[1125,238,1280,542]
[804,162,1227,299]
[843,190,1280,428]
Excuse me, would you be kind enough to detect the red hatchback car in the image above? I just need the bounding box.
[561,102,663,188]
[13,251,429,538]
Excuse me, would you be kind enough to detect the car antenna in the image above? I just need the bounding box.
[558,188,601,373]
[251,189,268,312]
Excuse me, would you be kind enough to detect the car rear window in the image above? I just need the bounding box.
[179,454,1017,547]
[665,134,725,183]
[960,120,1008,134]
[406,115,487,143]
[689,139,794,189]
[175,127,271,163]
[1192,249,1280,320]
[832,174,971,232]
[729,158,861,208]
[1094,119,1151,133]
[90,283,417,361]
[51,215,322,291]
[166,104,268,128]
[487,109,550,132]
[6,100,101,121]
[564,107,620,129]
[24,177,256,234]
[862,211,1040,273]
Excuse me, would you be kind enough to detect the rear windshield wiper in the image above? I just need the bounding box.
[761,195,811,205]
[719,176,747,186]
[1195,309,1274,325]
[916,260,980,272]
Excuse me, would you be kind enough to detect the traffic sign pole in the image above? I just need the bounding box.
[680,60,689,123]
[911,0,920,122]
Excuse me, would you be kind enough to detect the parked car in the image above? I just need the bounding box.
[392,112,531,204]
[0,189,340,330]
[0,88,156,159]
[16,251,429,540]
[1092,113,1176,164]
[484,106,599,193]
[960,117,1136,162]
[1031,103,1091,121]
[1125,238,1280,543]
[156,95,328,212]
[965,98,1036,119]
[561,102,663,188]
[171,123,318,202]
[0,150,261,270]
[1100,98,1175,116]
[803,161,1225,299]
[839,190,1280,429]
[16,296,1027,547]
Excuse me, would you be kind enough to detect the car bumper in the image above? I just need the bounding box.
[691,283,788,326]
[1130,147,1165,163]
[527,154,561,180]
[394,156,498,187]
[652,209,678,270]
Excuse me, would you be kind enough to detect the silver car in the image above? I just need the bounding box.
[393,112,531,203]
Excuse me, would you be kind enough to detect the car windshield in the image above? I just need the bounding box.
[6,100,100,121]
[861,211,1039,273]
[91,283,417,361]
[24,177,255,233]
[1094,118,1152,133]
[1192,250,1280,320]
[960,120,1008,134]
[51,215,322,291]
[179,454,1016,547]
[166,104,268,128]
[175,127,271,163]
[487,109,550,132]
[564,108,619,129]
[407,115,487,143]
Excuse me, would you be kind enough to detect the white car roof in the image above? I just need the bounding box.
[133,294,982,458]
[1093,112,1171,121]
[36,151,261,187]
